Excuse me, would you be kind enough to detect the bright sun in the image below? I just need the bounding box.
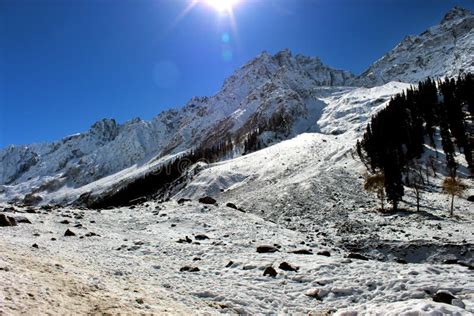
[204,0,240,13]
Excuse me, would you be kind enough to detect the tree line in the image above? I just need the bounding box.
[357,74,473,215]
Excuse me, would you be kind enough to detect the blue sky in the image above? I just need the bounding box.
[1,0,473,147]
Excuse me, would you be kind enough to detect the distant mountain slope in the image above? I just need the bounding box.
[354,6,474,86]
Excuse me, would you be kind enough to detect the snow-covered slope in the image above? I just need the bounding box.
[354,6,474,86]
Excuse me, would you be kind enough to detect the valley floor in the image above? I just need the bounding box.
[0,198,472,315]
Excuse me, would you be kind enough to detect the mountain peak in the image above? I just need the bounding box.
[354,6,474,86]
[440,6,472,24]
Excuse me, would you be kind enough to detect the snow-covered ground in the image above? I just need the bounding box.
[0,192,472,314]
[1,128,472,314]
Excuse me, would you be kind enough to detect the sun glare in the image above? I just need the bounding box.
[205,0,240,13]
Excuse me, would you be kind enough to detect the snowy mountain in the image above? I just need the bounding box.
[354,6,474,86]
[0,7,473,205]
[0,50,356,204]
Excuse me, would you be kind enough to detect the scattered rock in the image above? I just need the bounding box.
[2,206,17,213]
[31,243,38,248]
[177,236,193,243]
[347,253,369,261]
[180,266,200,272]
[0,214,8,227]
[135,298,144,304]
[279,262,299,272]
[305,288,327,300]
[177,198,191,205]
[257,245,279,253]
[396,259,408,264]
[467,195,474,202]
[14,216,32,224]
[23,194,42,206]
[60,220,70,224]
[64,229,76,237]
[225,261,234,268]
[317,250,331,257]
[0,214,17,227]
[25,209,37,214]
[263,266,277,277]
[289,249,313,255]
[433,290,456,305]
[226,203,238,210]
[198,196,217,205]
[41,205,53,211]
[84,232,99,237]
[194,234,209,240]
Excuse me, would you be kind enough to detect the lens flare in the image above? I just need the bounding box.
[205,0,240,14]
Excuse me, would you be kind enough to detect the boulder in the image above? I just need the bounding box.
[179,266,200,272]
[289,249,313,255]
[177,236,193,243]
[433,290,456,305]
[263,266,277,277]
[317,250,331,257]
[467,195,474,202]
[257,245,279,253]
[0,214,17,227]
[347,253,369,261]
[64,229,76,237]
[23,194,42,206]
[279,262,299,272]
[226,202,238,210]
[194,234,209,240]
[177,198,191,205]
[198,196,217,205]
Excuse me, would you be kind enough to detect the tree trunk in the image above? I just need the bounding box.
[416,192,420,212]
[450,194,454,216]
[379,189,385,212]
